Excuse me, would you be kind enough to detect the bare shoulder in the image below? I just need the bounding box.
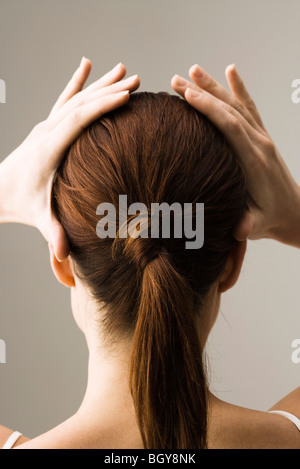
[0,425,14,448]
[208,393,300,449]
[0,425,30,449]
[269,386,300,417]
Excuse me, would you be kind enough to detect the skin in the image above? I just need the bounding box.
[0,60,300,449]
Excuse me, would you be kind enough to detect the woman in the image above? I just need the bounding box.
[0,58,299,449]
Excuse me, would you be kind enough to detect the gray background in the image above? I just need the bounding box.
[0,0,299,438]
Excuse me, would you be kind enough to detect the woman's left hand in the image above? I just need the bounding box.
[0,58,140,261]
[171,64,300,248]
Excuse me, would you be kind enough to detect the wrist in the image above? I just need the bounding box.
[0,156,20,224]
[271,182,300,248]
[0,159,10,223]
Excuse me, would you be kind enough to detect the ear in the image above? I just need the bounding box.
[49,244,75,288]
[218,240,247,293]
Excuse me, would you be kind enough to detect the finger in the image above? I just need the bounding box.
[82,73,140,106]
[173,66,260,130]
[49,57,92,116]
[189,64,235,106]
[51,90,131,161]
[225,64,267,131]
[184,86,269,186]
[48,74,140,129]
[49,217,70,262]
[171,74,199,96]
[37,205,70,261]
[82,62,127,95]
[184,87,256,163]
[233,211,255,241]
[233,208,265,242]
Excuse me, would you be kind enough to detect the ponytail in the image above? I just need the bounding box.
[129,247,208,449]
[54,91,248,450]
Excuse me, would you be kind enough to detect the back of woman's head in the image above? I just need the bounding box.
[52,91,248,449]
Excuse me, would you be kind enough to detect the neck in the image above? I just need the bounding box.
[69,298,215,448]
[81,342,132,412]
[79,324,134,409]
[72,331,143,447]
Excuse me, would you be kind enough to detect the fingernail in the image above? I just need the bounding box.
[174,75,188,87]
[227,63,236,72]
[186,87,200,98]
[55,252,64,263]
[191,64,204,78]
[127,74,138,82]
[113,62,123,71]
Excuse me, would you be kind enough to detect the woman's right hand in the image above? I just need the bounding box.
[0,59,140,261]
[171,65,300,248]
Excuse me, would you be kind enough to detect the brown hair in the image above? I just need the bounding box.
[52,92,248,449]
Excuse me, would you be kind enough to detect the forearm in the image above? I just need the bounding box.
[270,182,300,249]
[0,154,21,225]
[0,157,12,223]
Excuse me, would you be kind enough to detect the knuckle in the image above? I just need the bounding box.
[33,121,46,132]
[206,78,217,92]
[30,120,48,137]
[224,112,241,134]
[262,137,276,155]
[245,97,256,111]
[249,144,270,171]
[73,92,84,107]
[70,108,83,126]
[235,102,245,115]
[252,149,265,167]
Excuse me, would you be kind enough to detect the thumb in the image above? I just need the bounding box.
[49,216,70,262]
[39,211,70,262]
[233,210,256,241]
